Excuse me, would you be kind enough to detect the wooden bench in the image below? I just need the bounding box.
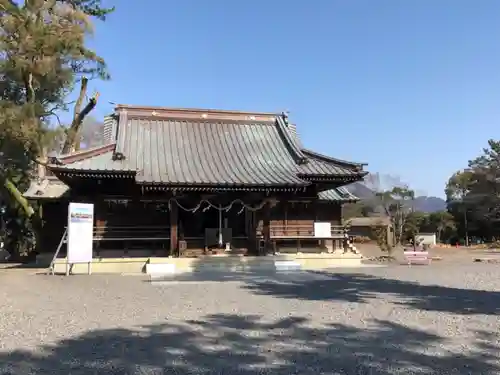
[403,250,431,265]
[255,224,346,253]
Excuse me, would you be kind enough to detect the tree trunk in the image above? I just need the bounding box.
[464,209,469,246]
[3,178,34,217]
[61,78,99,154]
[37,147,48,180]
[387,243,395,256]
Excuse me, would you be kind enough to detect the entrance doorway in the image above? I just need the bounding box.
[178,206,247,251]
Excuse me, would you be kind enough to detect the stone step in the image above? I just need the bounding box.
[147,259,303,277]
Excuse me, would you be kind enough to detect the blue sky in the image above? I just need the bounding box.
[83,0,500,198]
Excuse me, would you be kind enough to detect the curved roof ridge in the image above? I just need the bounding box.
[302,149,366,168]
[275,115,307,165]
[57,142,115,159]
[56,143,117,165]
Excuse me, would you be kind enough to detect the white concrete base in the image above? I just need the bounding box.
[146,263,176,279]
[274,261,301,271]
[51,252,364,275]
[326,264,387,269]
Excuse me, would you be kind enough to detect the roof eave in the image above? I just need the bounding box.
[49,168,136,177]
[302,149,367,168]
[319,198,360,204]
[298,174,366,182]
[138,181,310,191]
[24,193,69,201]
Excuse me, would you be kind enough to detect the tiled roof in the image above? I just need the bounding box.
[55,151,134,173]
[50,107,367,187]
[302,148,366,169]
[55,143,117,166]
[23,177,69,199]
[318,186,360,202]
[115,118,308,185]
[298,153,361,176]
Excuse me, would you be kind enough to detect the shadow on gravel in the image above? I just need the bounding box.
[243,272,500,316]
[0,314,497,374]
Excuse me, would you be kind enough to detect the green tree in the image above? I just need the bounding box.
[370,221,391,254]
[403,211,427,243]
[0,0,113,255]
[63,0,115,19]
[428,211,456,243]
[342,200,375,220]
[446,170,473,245]
[444,140,500,243]
[466,140,500,231]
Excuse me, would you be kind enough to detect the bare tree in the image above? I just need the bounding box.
[376,186,415,247]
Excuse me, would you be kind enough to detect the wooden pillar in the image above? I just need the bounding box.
[245,208,256,255]
[283,203,288,231]
[262,202,271,255]
[35,202,44,255]
[170,203,178,256]
[343,226,349,253]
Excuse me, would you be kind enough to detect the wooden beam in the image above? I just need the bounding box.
[262,202,271,255]
[170,203,178,256]
[245,208,259,255]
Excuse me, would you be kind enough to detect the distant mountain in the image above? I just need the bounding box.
[346,182,376,199]
[412,196,447,213]
[345,182,447,213]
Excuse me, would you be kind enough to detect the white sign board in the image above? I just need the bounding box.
[314,222,331,238]
[67,202,94,264]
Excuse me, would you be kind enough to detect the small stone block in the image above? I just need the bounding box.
[146,263,176,277]
[274,261,301,271]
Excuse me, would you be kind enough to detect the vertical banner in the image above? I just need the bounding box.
[67,202,94,264]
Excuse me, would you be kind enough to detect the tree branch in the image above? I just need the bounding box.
[61,77,99,154]
[2,178,34,217]
[43,108,63,126]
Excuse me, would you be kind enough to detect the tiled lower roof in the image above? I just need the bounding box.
[53,151,134,173]
[318,186,359,202]
[299,155,360,176]
[23,178,69,199]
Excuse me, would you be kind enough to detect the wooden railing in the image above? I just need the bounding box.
[92,225,171,241]
[54,225,171,245]
[48,226,171,270]
[267,224,345,239]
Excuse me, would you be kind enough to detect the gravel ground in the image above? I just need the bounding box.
[0,264,499,375]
